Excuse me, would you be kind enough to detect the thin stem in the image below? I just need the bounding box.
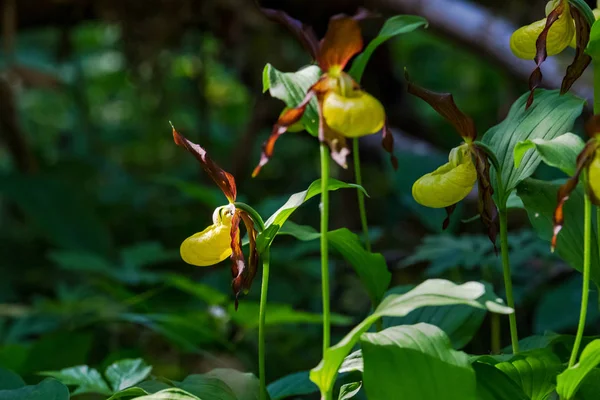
[233,202,265,231]
[568,195,592,368]
[499,209,519,354]
[353,138,371,252]
[258,248,270,400]
[319,144,332,400]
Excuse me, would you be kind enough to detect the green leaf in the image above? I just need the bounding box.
[280,222,391,305]
[349,15,428,82]
[39,365,112,395]
[167,275,228,305]
[338,381,362,400]
[482,89,585,205]
[129,388,200,400]
[0,378,69,400]
[473,362,529,400]
[267,371,318,400]
[256,179,366,253]
[105,359,152,392]
[514,133,586,176]
[557,340,600,399]
[262,63,320,135]
[361,323,476,399]
[309,280,513,395]
[176,375,236,400]
[106,387,150,400]
[0,368,24,391]
[494,350,562,400]
[203,369,260,400]
[517,179,600,287]
[586,19,600,58]
[382,285,487,349]
[229,301,352,329]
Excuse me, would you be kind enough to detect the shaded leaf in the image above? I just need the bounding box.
[267,372,317,400]
[0,379,69,400]
[473,362,529,400]
[204,369,259,400]
[176,375,236,400]
[0,368,24,391]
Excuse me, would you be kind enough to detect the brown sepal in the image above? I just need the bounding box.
[561,7,592,95]
[317,93,350,168]
[318,15,364,72]
[405,71,477,141]
[230,211,245,310]
[382,119,398,170]
[585,115,600,138]
[472,145,499,253]
[443,204,457,230]
[527,2,565,109]
[552,139,599,250]
[239,211,259,295]
[261,8,319,60]
[172,125,237,202]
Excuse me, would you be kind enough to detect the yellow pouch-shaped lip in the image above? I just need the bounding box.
[180,206,234,266]
[412,145,477,208]
[322,90,385,138]
[510,0,574,59]
[589,153,600,202]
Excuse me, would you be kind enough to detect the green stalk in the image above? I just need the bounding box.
[568,194,592,368]
[499,208,519,354]
[353,138,371,252]
[319,143,332,400]
[258,247,270,400]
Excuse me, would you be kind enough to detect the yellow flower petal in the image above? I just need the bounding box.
[322,90,385,138]
[412,144,477,208]
[589,153,600,201]
[510,0,575,59]
[180,206,234,266]
[569,9,600,48]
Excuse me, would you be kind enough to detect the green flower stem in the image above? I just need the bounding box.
[353,138,371,252]
[568,193,593,368]
[499,208,519,354]
[258,247,270,400]
[320,143,332,400]
[233,202,265,231]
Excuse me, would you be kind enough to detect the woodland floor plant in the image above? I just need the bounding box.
[7,3,600,400]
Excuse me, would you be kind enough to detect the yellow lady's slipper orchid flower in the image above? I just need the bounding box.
[172,126,259,308]
[253,9,395,176]
[510,0,575,60]
[412,144,477,208]
[180,205,234,266]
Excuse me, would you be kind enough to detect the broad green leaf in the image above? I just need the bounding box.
[482,89,585,205]
[557,340,600,399]
[130,388,200,400]
[39,365,112,395]
[105,359,152,392]
[349,15,428,82]
[382,285,487,349]
[106,387,149,399]
[256,179,366,253]
[577,369,600,400]
[267,371,317,400]
[309,280,513,395]
[0,378,69,400]
[361,323,476,400]
[262,64,320,135]
[0,368,24,390]
[514,133,586,176]
[495,350,562,400]
[517,179,600,287]
[280,222,391,305]
[176,375,236,400]
[473,362,528,400]
[228,301,352,329]
[204,369,259,400]
[338,381,362,400]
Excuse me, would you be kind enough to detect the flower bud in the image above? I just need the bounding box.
[180,205,234,266]
[322,90,385,138]
[412,144,477,208]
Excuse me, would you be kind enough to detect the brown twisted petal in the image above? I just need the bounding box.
[382,120,398,170]
[172,126,237,202]
[239,211,259,295]
[261,8,319,61]
[471,145,498,253]
[526,2,565,109]
[230,211,245,310]
[561,6,592,95]
[552,139,599,251]
[405,71,477,141]
[443,204,457,231]
[318,15,364,72]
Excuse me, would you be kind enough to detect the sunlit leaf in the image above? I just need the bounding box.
[128,388,200,400]
[338,381,362,400]
[514,133,586,176]
[39,365,111,396]
[557,340,600,399]
[105,359,152,393]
